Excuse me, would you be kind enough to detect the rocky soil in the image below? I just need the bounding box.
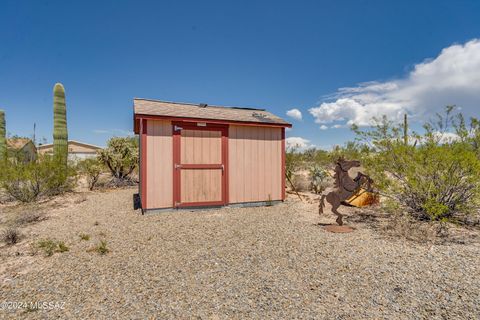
[0,189,479,319]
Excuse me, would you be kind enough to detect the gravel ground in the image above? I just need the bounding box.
[1,188,479,319]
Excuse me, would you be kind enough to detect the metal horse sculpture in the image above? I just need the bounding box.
[319,158,373,226]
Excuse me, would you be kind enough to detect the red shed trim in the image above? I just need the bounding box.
[281,127,286,201]
[140,118,147,210]
[134,114,291,134]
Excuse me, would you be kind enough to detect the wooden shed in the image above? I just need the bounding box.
[133,98,292,212]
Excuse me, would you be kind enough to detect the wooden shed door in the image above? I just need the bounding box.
[173,123,228,207]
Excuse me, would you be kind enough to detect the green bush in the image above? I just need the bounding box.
[93,240,109,255]
[98,137,138,184]
[36,238,69,256]
[78,158,103,190]
[353,108,480,221]
[79,233,90,241]
[0,155,77,202]
[309,165,328,194]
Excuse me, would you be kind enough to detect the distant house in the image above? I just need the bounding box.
[7,138,37,162]
[38,140,102,161]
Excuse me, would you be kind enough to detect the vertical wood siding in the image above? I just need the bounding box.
[181,169,222,203]
[146,120,172,209]
[228,125,282,203]
[181,130,222,164]
[179,129,223,204]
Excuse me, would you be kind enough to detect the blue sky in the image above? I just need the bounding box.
[1,0,480,148]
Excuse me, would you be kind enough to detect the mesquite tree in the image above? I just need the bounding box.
[53,83,68,167]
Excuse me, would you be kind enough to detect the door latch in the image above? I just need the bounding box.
[174,125,183,131]
[175,164,182,169]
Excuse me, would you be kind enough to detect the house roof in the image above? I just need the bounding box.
[7,138,34,150]
[133,98,292,127]
[37,140,102,153]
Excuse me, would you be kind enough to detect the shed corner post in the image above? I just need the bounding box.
[281,127,286,201]
[140,118,147,211]
[222,126,229,205]
[172,122,181,208]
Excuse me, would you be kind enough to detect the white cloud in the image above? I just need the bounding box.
[432,131,460,144]
[319,125,328,130]
[309,39,480,126]
[286,137,313,149]
[286,108,302,120]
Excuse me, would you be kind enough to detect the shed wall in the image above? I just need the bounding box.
[146,120,173,209]
[228,125,283,203]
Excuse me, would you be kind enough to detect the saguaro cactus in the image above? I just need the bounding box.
[403,113,408,145]
[0,109,6,160]
[53,83,68,166]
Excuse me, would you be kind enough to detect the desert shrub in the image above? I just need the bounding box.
[57,241,69,253]
[37,239,57,256]
[291,172,310,192]
[2,227,21,245]
[77,158,104,190]
[37,238,69,256]
[309,165,329,194]
[353,108,480,221]
[98,137,138,185]
[302,148,331,167]
[0,155,76,202]
[329,141,370,163]
[443,106,480,157]
[285,147,303,191]
[15,211,43,225]
[79,233,90,241]
[91,240,109,255]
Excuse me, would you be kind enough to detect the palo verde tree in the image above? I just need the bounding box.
[53,83,68,167]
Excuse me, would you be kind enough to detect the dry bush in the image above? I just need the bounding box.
[379,212,450,243]
[291,172,310,192]
[15,211,43,225]
[2,227,21,245]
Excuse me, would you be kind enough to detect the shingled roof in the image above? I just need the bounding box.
[133,98,291,127]
[7,138,33,150]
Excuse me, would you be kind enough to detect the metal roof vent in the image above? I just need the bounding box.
[199,103,208,108]
[252,112,268,119]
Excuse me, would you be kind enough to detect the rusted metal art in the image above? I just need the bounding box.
[319,158,376,226]
[345,188,379,207]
